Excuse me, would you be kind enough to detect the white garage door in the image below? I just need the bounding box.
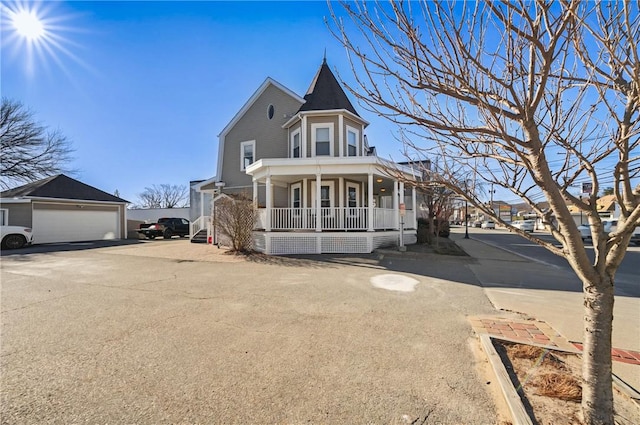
[33,208,120,244]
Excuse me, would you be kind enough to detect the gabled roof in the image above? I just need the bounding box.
[298,59,359,116]
[218,77,305,138]
[1,174,129,203]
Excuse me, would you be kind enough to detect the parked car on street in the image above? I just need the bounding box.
[512,220,535,232]
[578,219,617,241]
[473,220,482,228]
[137,217,190,239]
[1,225,34,249]
[578,219,640,245]
[481,220,495,229]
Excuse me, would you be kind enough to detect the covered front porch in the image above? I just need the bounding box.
[246,157,420,254]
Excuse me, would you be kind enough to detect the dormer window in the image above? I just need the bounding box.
[291,130,301,158]
[312,123,334,157]
[347,126,359,157]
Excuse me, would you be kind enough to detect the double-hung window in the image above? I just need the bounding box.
[312,123,333,157]
[240,140,255,171]
[291,130,301,158]
[347,127,359,157]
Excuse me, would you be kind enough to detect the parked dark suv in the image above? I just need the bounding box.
[137,217,190,239]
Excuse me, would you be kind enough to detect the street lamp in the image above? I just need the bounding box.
[463,179,472,239]
[465,198,469,239]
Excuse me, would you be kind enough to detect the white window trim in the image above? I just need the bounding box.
[311,181,335,209]
[346,182,360,208]
[311,123,334,157]
[291,182,302,208]
[0,208,7,226]
[346,125,360,157]
[240,140,256,171]
[290,129,302,159]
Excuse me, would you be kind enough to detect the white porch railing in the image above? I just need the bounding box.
[255,207,413,231]
[190,215,209,237]
[374,208,396,230]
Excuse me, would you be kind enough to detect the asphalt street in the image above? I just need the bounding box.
[466,226,640,295]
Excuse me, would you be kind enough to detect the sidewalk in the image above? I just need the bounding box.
[451,229,640,391]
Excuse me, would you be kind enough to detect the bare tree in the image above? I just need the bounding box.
[329,1,639,423]
[213,194,256,253]
[0,97,74,189]
[135,184,188,209]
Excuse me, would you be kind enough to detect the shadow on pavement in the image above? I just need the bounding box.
[0,238,149,258]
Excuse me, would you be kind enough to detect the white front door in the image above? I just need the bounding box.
[311,181,335,210]
[346,182,360,208]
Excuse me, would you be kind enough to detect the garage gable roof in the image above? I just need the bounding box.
[1,174,129,203]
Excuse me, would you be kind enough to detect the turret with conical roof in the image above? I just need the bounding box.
[298,59,360,117]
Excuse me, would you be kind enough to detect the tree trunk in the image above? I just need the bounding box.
[581,275,614,424]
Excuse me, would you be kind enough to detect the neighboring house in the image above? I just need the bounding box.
[0,174,129,244]
[192,59,420,254]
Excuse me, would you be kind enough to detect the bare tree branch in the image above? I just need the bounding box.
[0,97,74,189]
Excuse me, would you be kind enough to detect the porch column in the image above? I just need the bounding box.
[265,175,272,232]
[315,173,322,232]
[412,185,417,229]
[400,181,405,230]
[303,178,308,229]
[338,176,344,229]
[252,179,258,207]
[393,180,399,230]
[368,173,374,231]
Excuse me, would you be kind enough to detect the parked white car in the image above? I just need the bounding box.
[481,220,495,229]
[0,225,34,249]
[578,220,617,241]
[512,220,535,232]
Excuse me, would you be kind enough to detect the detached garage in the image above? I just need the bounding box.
[1,174,129,244]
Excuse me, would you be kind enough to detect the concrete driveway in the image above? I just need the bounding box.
[1,240,501,424]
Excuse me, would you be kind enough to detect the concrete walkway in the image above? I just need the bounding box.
[452,229,640,391]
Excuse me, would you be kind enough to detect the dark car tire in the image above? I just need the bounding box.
[2,234,27,250]
[163,229,173,239]
[148,234,156,240]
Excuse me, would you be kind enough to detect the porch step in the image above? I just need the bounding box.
[190,229,208,244]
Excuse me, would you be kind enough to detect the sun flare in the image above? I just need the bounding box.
[11,9,45,40]
[1,2,87,76]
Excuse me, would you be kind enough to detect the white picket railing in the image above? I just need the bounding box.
[190,215,209,237]
[254,207,414,231]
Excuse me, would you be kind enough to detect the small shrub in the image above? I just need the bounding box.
[214,194,256,253]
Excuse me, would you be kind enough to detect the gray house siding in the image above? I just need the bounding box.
[221,84,303,189]
[3,202,32,227]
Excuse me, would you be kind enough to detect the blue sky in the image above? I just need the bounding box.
[2,0,401,204]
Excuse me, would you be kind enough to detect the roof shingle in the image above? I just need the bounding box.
[1,174,129,203]
[298,60,360,116]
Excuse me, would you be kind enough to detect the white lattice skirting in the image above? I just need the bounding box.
[253,231,417,255]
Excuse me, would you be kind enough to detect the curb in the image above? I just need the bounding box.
[479,335,533,425]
